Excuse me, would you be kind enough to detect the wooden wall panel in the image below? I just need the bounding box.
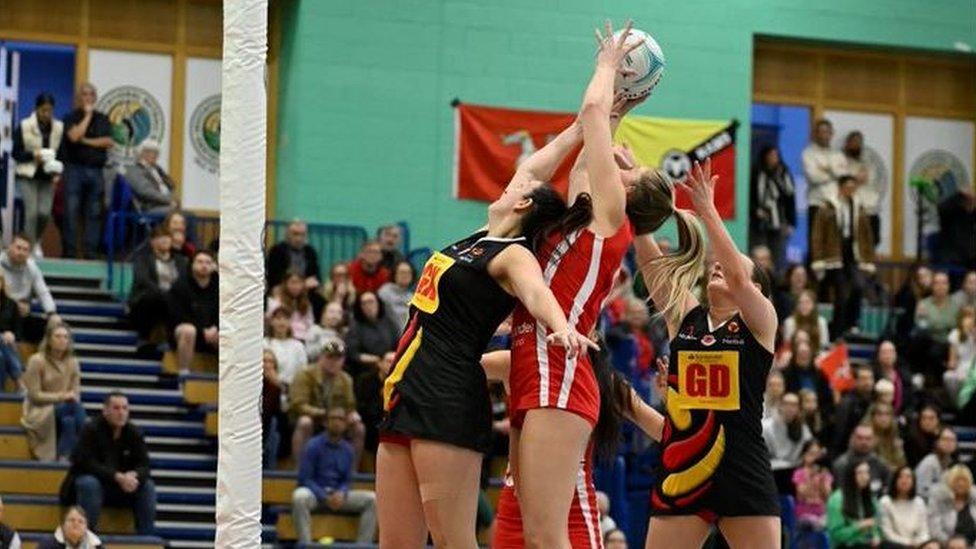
[753,46,818,100]
[89,0,178,44]
[0,0,84,37]
[186,0,223,50]
[823,55,899,106]
[904,61,976,114]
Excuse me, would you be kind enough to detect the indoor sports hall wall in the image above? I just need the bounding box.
[274,0,976,249]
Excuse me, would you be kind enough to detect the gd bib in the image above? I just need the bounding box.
[673,350,741,411]
[410,252,455,314]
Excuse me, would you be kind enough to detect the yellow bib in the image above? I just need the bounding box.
[410,252,456,314]
[672,350,741,411]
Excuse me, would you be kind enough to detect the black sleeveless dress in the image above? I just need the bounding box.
[651,305,780,519]
[380,231,527,453]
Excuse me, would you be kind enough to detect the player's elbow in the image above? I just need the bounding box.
[579,101,609,124]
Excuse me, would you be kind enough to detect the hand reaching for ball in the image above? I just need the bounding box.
[595,20,642,72]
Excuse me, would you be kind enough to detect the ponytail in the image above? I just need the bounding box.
[642,209,707,326]
[592,340,637,463]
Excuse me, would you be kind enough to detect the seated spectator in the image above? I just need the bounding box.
[264,307,307,387]
[262,350,285,468]
[169,250,218,371]
[163,211,197,259]
[291,406,376,544]
[38,506,101,549]
[799,388,832,444]
[323,262,356,309]
[879,466,931,548]
[793,440,833,532]
[916,427,958,501]
[904,404,941,468]
[128,226,186,347]
[348,241,389,294]
[782,290,830,352]
[952,270,976,310]
[957,358,976,425]
[266,220,325,317]
[893,264,932,349]
[603,528,628,549]
[763,392,812,492]
[946,534,971,549]
[833,364,875,456]
[355,351,394,453]
[22,322,85,461]
[377,224,405,273]
[596,491,617,536]
[912,271,960,383]
[833,425,890,498]
[0,495,23,548]
[290,341,364,462]
[775,263,812,321]
[0,273,25,392]
[305,302,347,360]
[763,369,786,421]
[863,403,906,470]
[826,460,882,548]
[344,292,399,378]
[1,234,57,342]
[945,306,976,406]
[123,139,177,213]
[60,392,154,535]
[377,260,414,332]
[927,464,976,546]
[266,272,315,342]
[873,340,911,413]
[873,379,896,408]
[784,338,835,421]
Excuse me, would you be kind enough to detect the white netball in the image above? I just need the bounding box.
[612,28,666,99]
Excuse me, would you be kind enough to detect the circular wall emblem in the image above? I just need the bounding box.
[661,149,691,181]
[95,85,165,164]
[189,94,221,173]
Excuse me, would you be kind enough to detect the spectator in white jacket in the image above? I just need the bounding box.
[0,235,58,342]
[802,118,847,256]
[880,466,934,548]
[916,427,958,501]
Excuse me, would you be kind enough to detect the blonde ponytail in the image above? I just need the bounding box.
[642,209,707,326]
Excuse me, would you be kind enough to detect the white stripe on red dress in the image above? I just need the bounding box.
[576,466,601,549]
[557,235,604,409]
[536,230,580,406]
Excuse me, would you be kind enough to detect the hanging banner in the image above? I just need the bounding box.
[182,57,221,211]
[89,49,173,170]
[453,103,737,219]
[902,117,974,258]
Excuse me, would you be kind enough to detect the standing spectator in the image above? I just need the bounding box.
[12,93,63,248]
[833,364,876,455]
[123,140,177,213]
[0,495,23,548]
[323,263,356,309]
[377,260,415,331]
[162,211,197,259]
[128,226,186,346]
[785,339,836,422]
[291,406,377,544]
[60,392,154,535]
[266,220,322,292]
[267,272,315,342]
[811,175,876,337]
[62,83,112,259]
[0,273,25,393]
[343,292,399,378]
[355,351,394,452]
[913,271,960,383]
[762,392,812,492]
[873,340,910,413]
[799,388,831,444]
[793,440,833,533]
[347,241,389,294]
[21,322,86,461]
[863,403,906,470]
[264,307,307,387]
[826,460,882,548]
[763,369,786,421]
[376,224,405,273]
[952,271,976,310]
[916,427,958,501]
[927,465,976,545]
[937,189,976,269]
[751,145,796,270]
[289,341,364,461]
[775,263,812,321]
[842,131,883,248]
[1,234,57,342]
[833,425,891,497]
[879,466,931,548]
[782,290,831,352]
[169,250,219,372]
[904,405,942,468]
[893,264,932,349]
[262,350,286,468]
[945,307,976,406]
[37,506,101,549]
[802,118,848,255]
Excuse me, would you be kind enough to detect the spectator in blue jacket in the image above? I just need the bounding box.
[291,407,376,544]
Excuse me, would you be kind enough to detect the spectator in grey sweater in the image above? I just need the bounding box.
[0,235,57,342]
[916,427,958,501]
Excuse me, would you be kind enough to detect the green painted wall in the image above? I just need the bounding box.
[275,0,975,252]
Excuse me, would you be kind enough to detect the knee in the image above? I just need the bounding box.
[176,324,196,343]
[75,475,102,496]
[139,479,156,499]
[291,487,315,508]
[295,416,313,435]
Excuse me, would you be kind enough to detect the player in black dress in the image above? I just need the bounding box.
[634,159,781,548]
[376,119,597,549]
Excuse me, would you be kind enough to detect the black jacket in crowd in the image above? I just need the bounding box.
[128,244,188,306]
[265,242,321,289]
[168,273,219,330]
[0,294,23,340]
[59,416,151,505]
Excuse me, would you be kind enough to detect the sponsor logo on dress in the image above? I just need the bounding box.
[189,94,221,173]
[727,321,739,333]
[701,334,716,347]
[96,85,165,166]
[515,322,534,336]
